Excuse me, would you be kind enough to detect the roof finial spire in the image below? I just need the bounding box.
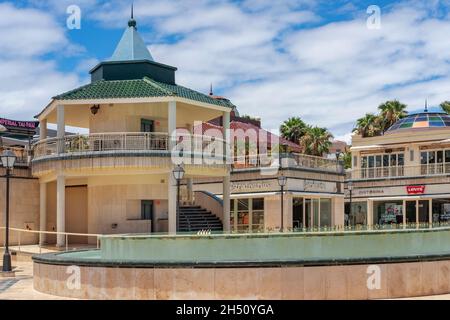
[128,2,137,28]
[209,83,213,96]
[425,99,428,112]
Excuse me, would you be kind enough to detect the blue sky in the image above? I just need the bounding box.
[2,0,450,142]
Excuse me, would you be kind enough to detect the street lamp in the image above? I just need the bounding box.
[173,165,185,232]
[1,150,16,273]
[277,173,287,232]
[335,149,343,173]
[347,181,353,227]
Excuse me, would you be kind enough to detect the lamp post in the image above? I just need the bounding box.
[1,150,16,273]
[277,174,287,232]
[347,181,353,227]
[173,165,185,232]
[335,149,342,171]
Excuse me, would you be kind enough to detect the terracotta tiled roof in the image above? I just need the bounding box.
[196,120,302,152]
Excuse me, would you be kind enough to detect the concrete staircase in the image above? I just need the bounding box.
[178,205,223,232]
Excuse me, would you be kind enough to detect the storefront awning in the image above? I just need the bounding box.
[366,194,450,201]
[291,192,344,198]
[218,191,344,199]
[350,145,384,151]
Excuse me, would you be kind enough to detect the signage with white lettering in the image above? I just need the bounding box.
[406,185,425,195]
[0,118,38,131]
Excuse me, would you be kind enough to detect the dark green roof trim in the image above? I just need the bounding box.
[53,77,232,108]
[89,59,177,74]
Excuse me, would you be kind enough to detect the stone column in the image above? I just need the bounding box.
[428,199,432,227]
[222,111,231,232]
[168,101,177,234]
[39,182,47,245]
[56,105,65,154]
[39,119,47,140]
[402,199,406,229]
[56,175,65,247]
[367,199,373,230]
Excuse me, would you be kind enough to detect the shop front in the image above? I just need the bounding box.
[195,170,345,232]
[345,183,450,227]
[292,197,333,229]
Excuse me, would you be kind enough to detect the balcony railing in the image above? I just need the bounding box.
[232,153,343,174]
[31,133,342,173]
[32,132,230,161]
[33,132,170,159]
[347,163,450,180]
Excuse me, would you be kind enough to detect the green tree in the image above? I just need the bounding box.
[300,126,333,156]
[440,101,450,114]
[342,150,352,169]
[280,117,307,144]
[353,113,382,137]
[377,100,407,132]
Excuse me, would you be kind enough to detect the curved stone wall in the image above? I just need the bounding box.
[33,258,450,300]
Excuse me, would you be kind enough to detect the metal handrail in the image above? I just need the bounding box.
[232,152,342,173]
[32,132,228,159]
[0,227,103,253]
[348,163,450,180]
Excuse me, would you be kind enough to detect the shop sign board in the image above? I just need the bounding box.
[406,185,425,195]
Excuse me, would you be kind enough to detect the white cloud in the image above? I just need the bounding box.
[0,2,81,120]
[9,0,450,141]
[134,0,450,138]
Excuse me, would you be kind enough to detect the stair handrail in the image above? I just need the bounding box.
[194,190,223,206]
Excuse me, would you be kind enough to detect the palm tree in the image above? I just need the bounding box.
[377,100,407,132]
[280,117,307,144]
[353,113,382,137]
[440,101,450,114]
[300,126,333,156]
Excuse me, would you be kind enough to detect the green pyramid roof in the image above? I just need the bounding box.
[53,77,233,108]
[110,18,154,62]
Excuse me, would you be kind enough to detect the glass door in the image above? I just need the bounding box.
[304,198,320,228]
[305,199,312,228]
[292,198,304,229]
[141,119,154,132]
[405,201,416,225]
[418,200,429,224]
[313,199,320,228]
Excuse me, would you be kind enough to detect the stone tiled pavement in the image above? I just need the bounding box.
[0,259,73,300]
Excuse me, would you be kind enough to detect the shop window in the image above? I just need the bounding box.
[237,199,250,232]
[346,202,367,226]
[319,199,332,227]
[432,199,450,223]
[251,198,264,231]
[230,198,265,232]
[373,201,403,225]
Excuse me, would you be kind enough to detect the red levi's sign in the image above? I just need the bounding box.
[406,185,426,194]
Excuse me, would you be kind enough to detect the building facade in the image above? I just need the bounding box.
[347,110,450,227]
[23,17,346,247]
